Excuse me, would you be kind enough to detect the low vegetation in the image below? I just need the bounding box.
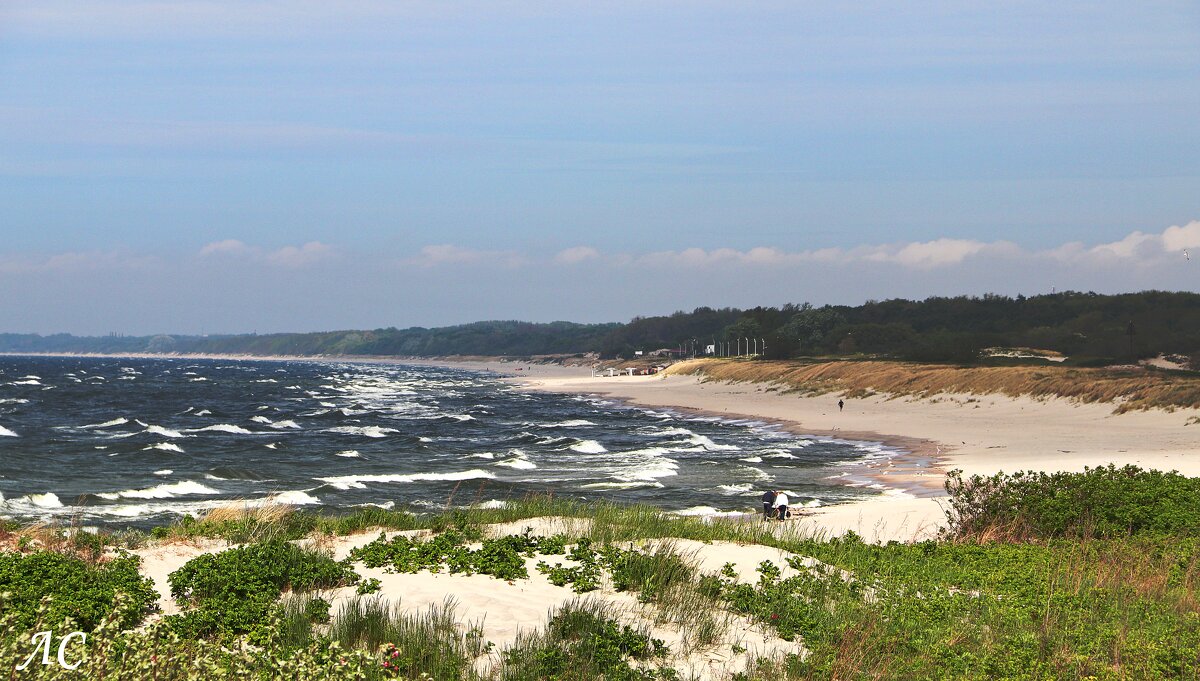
[1,475,1199,679]
[670,357,1200,412]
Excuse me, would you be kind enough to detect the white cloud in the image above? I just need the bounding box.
[554,246,600,264]
[197,239,333,267]
[407,244,525,268]
[199,239,254,257]
[1160,220,1200,252]
[266,241,333,267]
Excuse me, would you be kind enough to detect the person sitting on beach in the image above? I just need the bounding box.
[761,489,777,519]
[774,491,790,521]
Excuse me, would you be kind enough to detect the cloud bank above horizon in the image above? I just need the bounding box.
[2,220,1198,335]
[2,2,1197,333]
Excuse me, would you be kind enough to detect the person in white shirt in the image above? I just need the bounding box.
[774,491,790,521]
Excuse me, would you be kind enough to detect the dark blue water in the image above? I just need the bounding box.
[0,356,890,526]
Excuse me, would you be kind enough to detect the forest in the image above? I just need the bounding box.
[3,290,1199,365]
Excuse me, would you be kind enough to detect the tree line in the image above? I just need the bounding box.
[3,291,1199,365]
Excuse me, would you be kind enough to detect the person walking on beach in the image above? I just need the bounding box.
[838,399,844,412]
[774,490,790,521]
[761,490,777,519]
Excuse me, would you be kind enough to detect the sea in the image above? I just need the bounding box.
[0,356,898,527]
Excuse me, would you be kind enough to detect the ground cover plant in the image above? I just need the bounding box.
[167,538,359,640]
[349,529,569,581]
[0,549,157,632]
[2,485,1199,679]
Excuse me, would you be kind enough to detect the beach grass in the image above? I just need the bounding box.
[667,357,1200,412]
[4,471,1200,679]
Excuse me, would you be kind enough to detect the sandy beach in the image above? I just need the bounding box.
[496,363,1200,542]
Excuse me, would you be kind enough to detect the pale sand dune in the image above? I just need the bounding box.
[510,369,1200,541]
[136,521,808,680]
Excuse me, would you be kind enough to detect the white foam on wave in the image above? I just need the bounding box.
[145,425,186,438]
[336,450,362,458]
[466,452,495,459]
[764,452,797,459]
[569,440,607,454]
[739,456,764,463]
[650,426,695,437]
[354,501,395,510]
[718,483,754,495]
[685,434,738,451]
[80,417,129,429]
[0,426,18,437]
[541,419,595,428]
[0,399,29,404]
[327,425,399,438]
[580,481,664,490]
[20,375,41,380]
[11,380,41,386]
[5,492,63,509]
[446,414,475,422]
[317,469,494,490]
[269,490,321,505]
[145,443,184,453]
[187,424,253,435]
[476,499,507,509]
[194,409,212,416]
[271,420,300,430]
[616,457,679,482]
[97,480,219,500]
[250,416,272,424]
[494,451,537,470]
[154,469,173,476]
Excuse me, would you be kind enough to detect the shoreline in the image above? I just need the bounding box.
[10,352,1200,542]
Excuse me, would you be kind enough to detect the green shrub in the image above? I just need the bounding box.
[350,530,569,581]
[944,464,1200,539]
[166,539,357,639]
[0,550,157,632]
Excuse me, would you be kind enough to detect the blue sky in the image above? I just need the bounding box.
[2,1,1199,334]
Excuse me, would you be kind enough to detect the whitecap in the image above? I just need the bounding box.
[194,409,212,416]
[476,499,507,509]
[718,483,754,495]
[269,490,321,505]
[145,425,186,438]
[616,458,679,481]
[20,375,41,380]
[96,480,219,500]
[154,469,173,476]
[10,492,63,508]
[187,424,253,435]
[80,417,129,429]
[686,434,738,451]
[327,425,399,438]
[764,452,797,459]
[466,452,495,459]
[11,380,41,386]
[739,456,764,463]
[354,501,395,510]
[541,419,596,428]
[495,455,537,470]
[569,440,607,454]
[250,416,272,424]
[145,443,184,453]
[335,450,362,458]
[0,426,18,437]
[270,420,300,430]
[0,399,29,405]
[316,469,494,490]
[580,481,664,490]
[188,377,208,382]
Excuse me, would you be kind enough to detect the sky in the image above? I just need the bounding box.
[2,1,1199,335]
